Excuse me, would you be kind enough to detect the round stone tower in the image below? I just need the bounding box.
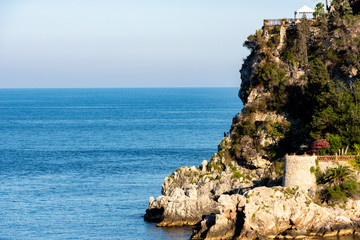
[283,154,316,190]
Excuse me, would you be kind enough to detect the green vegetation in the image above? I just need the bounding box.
[233,171,243,179]
[323,165,353,185]
[252,61,289,112]
[313,3,325,18]
[267,121,291,140]
[307,79,360,152]
[273,158,284,176]
[316,165,359,204]
[348,155,360,171]
[207,159,223,172]
[322,179,359,204]
[215,0,360,189]
[277,2,360,155]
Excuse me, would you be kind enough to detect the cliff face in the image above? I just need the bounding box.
[229,5,360,172]
[145,2,360,239]
[225,23,304,172]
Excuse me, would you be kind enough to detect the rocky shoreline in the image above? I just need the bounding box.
[145,160,360,239]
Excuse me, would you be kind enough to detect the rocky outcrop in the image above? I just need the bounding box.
[192,187,360,239]
[145,186,218,227]
[228,110,288,170]
[145,160,259,227]
[191,194,245,239]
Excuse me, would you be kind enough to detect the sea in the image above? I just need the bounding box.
[0,88,242,240]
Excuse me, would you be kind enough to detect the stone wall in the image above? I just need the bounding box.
[283,155,317,189]
[318,161,350,172]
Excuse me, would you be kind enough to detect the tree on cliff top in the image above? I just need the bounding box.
[331,0,353,16]
[314,3,325,18]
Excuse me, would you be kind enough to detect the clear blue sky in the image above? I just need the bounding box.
[0,0,322,88]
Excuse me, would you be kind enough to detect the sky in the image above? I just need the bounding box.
[0,0,323,88]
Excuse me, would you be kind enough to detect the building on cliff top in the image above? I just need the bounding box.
[294,5,315,19]
[264,5,315,27]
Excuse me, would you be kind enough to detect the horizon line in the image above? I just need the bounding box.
[0,86,239,89]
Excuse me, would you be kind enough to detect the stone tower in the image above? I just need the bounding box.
[283,154,317,190]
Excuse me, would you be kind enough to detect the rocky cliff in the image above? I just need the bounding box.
[192,187,360,239]
[145,1,360,239]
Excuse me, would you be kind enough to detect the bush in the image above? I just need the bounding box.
[323,165,353,185]
[282,49,295,65]
[233,171,243,179]
[348,155,360,171]
[252,62,289,112]
[317,164,359,204]
[327,134,342,154]
[311,139,330,155]
[243,30,264,51]
[267,121,291,140]
[274,158,284,176]
[236,120,256,137]
[272,34,280,45]
[314,167,323,184]
[341,178,359,194]
[322,179,359,204]
[323,184,348,203]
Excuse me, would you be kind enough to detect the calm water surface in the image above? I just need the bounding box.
[0,88,242,239]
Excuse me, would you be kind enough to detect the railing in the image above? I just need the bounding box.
[263,19,295,26]
[284,153,358,162]
[263,18,315,26]
[317,155,358,162]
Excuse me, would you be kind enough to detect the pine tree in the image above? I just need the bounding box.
[303,58,330,120]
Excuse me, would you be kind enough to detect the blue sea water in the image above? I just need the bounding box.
[0,88,242,240]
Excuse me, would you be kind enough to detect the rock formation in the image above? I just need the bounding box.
[144,160,258,227]
[145,2,360,239]
[192,187,360,239]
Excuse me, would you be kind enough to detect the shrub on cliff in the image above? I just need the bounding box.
[323,165,353,185]
[243,30,264,52]
[322,179,359,204]
[316,165,359,204]
[348,155,360,171]
[252,61,288,112]
[311,139,330,155]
